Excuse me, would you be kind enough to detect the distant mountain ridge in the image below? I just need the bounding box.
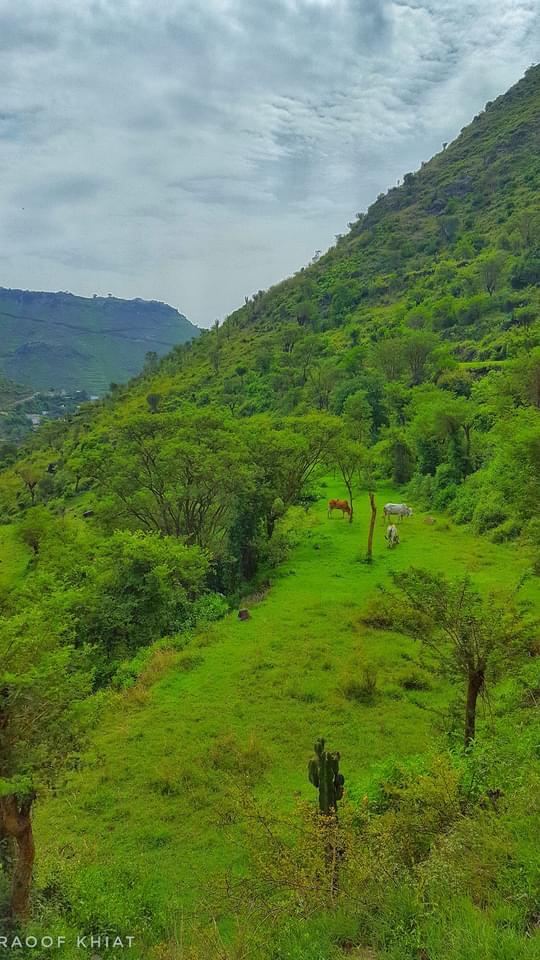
[0,287,199,394]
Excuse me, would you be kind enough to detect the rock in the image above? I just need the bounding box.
[238,609,250,621]
[441,175,473,198]
[424,517,436,525]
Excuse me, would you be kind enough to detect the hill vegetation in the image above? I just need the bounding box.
[0,66,539,959]
[0,288,198,395]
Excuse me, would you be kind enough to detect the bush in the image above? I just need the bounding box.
[472,501,508,533]
[395,667,433,691]
[490,518,522,543]
[191,592,229,625]
[341,666,378,704]
[208,732,270,785]
[511,252,540,289]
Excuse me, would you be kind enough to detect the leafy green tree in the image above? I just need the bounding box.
[15,462,42,506]
[440,215,460,244]
[479,254,506,295]
[371,338,405,381]
[511,252,540,289]
[375,428,415,484]
[387,568,530,747]
[402,331,439,386]
[16,507,54,557]
[221,375,244,415]
[328,434,369,522]
[411,392,477,478]
[73,531,209,666]
[79,408,253,547]
[292,335,325,386]
[0,606,92,918]
[248,414,337,516]
[510,348,540,408]
[342,390,373,443]
[306,359,341,411]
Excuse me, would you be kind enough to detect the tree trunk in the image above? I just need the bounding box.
[366,492,377,561]
[345,481,353,524]
[0,795,36,920]
[464,668,484,748]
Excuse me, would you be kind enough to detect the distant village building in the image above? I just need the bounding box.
[26,414,42,428]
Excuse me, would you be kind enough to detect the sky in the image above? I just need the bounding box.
[0,1,538,328]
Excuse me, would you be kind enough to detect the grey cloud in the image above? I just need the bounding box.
[0,0,538,326]
[19,175,107,207]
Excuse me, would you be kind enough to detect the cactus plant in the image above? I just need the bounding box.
[308,738,345,815]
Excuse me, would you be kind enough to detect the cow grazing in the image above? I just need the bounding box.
[385,523,400,548]
[328,498,351,519]
[383,502,413,521]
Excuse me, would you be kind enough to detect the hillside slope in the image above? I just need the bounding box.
[33,490,539,959]
[0,288,199,394]
[0,65,539,960]
[139,63,539,410]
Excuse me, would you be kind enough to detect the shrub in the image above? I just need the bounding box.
[341,666,378,704]
[472,501,508,533]
[490,518,522,543]
[208,732,270,784]
[395,667,433,691]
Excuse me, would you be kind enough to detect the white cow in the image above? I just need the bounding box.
[383,502,413,521]
[385,523,400,548]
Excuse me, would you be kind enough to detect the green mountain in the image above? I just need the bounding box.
[0,287,199,395]
[0,67,539,960]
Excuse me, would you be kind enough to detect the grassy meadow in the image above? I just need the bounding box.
[30,483,538,957]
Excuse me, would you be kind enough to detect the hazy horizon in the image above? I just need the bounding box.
[0,0,538,328]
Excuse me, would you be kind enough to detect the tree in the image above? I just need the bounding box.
[342,390,373,444]
[306,359,340,411]
[371,338,405,381]
[440,215,460,244]
[221,376,244,415]
[209,319,221,374]
[375,428,415,484]
[387,569,529,747]
[516,208,540,248]
[79,408,253,548]
[0,606,92,918]
[366,492,377,561]
[144,351,159,373]
[402,332,438,386]
[510,348,540,408]
[74,531,209,664]
[328,436,368,523]
[16,462,42,506]
[479,254,505,295]
[16,507,54,557]
[292,335,325,386]
[253,414,336,503]
[410,391,477,479]
[146,393,162,414]
[511,252,540,289]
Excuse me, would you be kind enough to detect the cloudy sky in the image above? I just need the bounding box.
[0,1,538,328]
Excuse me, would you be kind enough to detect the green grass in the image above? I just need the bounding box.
[0,522,29,591]
[32,485,538,956]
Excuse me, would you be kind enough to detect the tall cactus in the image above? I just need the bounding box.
[308,738,345,815]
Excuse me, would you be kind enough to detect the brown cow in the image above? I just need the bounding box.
[328,498,351,519]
